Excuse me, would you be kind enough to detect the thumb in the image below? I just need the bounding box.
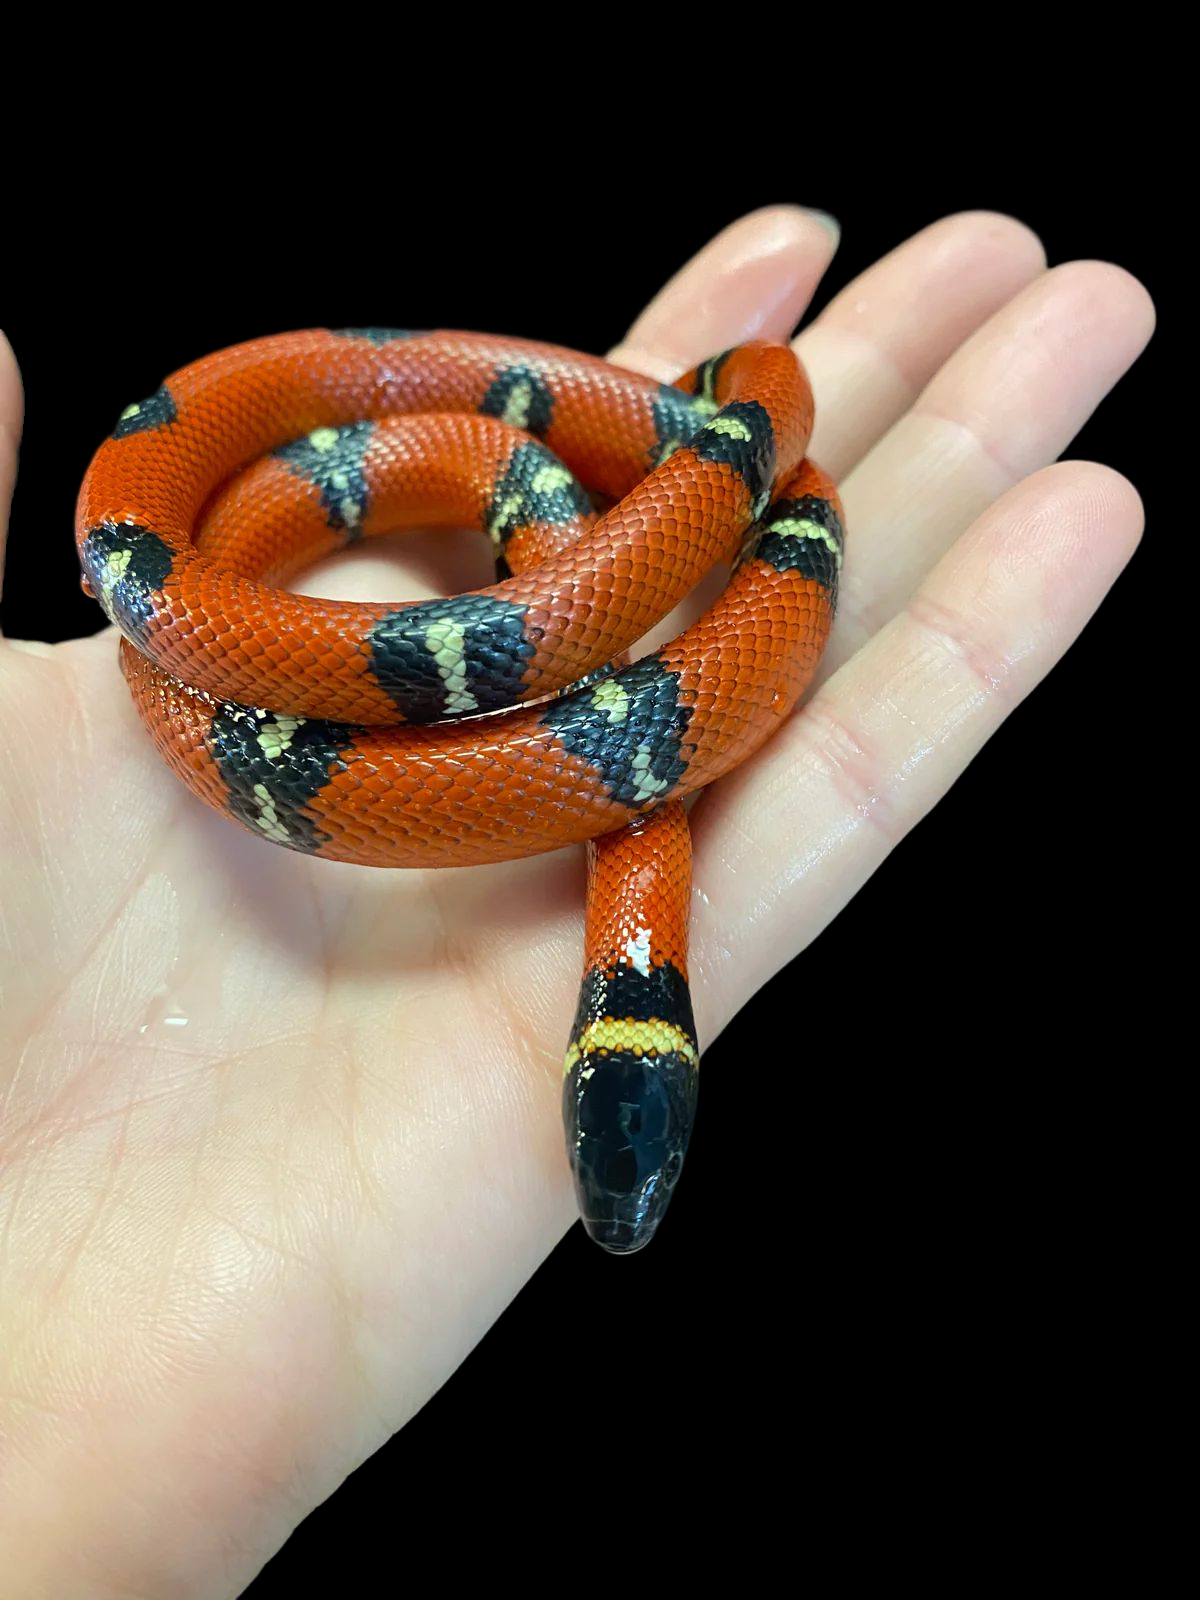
[0,331,24,634]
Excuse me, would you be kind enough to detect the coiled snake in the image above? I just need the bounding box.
[75,329,843,1252]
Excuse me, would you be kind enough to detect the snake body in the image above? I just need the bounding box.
[75,329,843,1252]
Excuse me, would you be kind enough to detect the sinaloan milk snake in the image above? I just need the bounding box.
[74,329,844,1253]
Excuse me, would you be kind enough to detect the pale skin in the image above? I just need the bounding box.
[0,209,1154,1596]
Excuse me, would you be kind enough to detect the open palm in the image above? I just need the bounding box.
[0,209,1153,1597]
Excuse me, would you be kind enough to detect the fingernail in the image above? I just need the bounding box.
[803,208,841,245]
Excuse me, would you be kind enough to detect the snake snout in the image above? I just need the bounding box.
[565,1048,699,1254]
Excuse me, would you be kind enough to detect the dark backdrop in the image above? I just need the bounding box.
[2,157,1160,1590]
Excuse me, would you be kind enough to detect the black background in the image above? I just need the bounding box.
[2,148,1161,1590]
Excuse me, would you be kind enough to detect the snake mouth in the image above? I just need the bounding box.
[583,1215,656,1255]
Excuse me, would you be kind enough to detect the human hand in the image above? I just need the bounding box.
[0,208,1153,1596]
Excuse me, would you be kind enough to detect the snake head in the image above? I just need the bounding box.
[563,1049,699,1254]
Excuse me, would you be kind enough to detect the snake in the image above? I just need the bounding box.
[74,329,843,1253]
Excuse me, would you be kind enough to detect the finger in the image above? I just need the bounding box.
[609,204,840,380]
[826,262,1155,672]
[0,331,23,633]
[687,462,1144,1031]
[797,211,1047,480]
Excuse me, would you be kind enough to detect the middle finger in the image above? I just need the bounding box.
[825,260,1154,674]
[795,210,1046,480]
